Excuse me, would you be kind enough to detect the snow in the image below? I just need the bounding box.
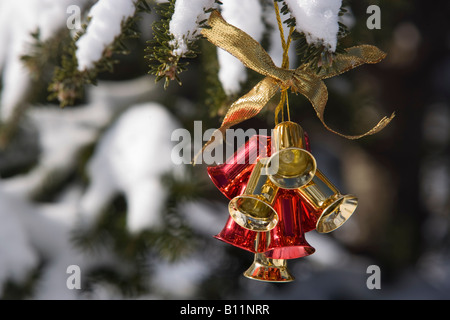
[152,255,211,298]
[0,193,39,294]
[167,0,343,93]
[0,0,88,122]
[284,0,342,52]
[75,0,137,71]
[0,185,122,299]
[0,75,184,297]
[216,0,265,95]
[0,76,177,235]
[1,76,156,199]
[79,102,183,233]
[169,0,216,56]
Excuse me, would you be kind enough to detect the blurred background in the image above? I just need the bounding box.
[0,0,449,300]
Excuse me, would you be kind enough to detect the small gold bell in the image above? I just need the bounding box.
[297,169,358,233]
[228,158,279,232]
[266,121,317,189]
[243,253,295,282]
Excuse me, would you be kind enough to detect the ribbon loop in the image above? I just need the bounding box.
[313,45,387,80]
[199,10,394,156]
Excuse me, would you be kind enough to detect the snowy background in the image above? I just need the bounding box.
[0,0,449,300]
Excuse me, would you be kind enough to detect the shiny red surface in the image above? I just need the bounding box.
[264,189,315,259]
[304,131,311,153]
[207,135,271,200]
[296,130,319,233]
[214,189,315,259]
[300,198,319,233]
[209,133,318,259]
[214,216,269,253]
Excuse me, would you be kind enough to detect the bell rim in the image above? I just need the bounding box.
[243,262,295,283]
[316,194,358,233]
[228,195,279,232]
[266,147,317,189]
[265,245,316,260]
[243,273,295,283]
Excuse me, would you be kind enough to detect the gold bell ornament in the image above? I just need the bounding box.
[243,252,295,283]
[296,169,358,233]
[266,121,317,190]
[243,232,294,283]
[228,158,279,232]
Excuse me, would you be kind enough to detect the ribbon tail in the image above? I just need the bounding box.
[222,77,280,128]
[292,66,395,139]
[319,112,396,140]
[312,44,394,138]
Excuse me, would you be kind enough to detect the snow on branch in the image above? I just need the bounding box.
[75,0,137,71]
[168,0,216,57]
[217,0,264,95]
[284,0,342,52]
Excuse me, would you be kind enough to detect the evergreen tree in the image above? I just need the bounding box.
[0,0,448,300]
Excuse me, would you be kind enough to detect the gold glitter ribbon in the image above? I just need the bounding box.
[196,10,395,162]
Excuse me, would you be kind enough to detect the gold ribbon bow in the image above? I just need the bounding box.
[196,10,395,162]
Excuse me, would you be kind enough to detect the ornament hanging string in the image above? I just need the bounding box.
[193,10,395,164]
[273,0,294,125]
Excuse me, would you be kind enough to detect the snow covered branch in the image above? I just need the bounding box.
[168,0,217,57]
[75,0,138,71]
[283,0,342,52]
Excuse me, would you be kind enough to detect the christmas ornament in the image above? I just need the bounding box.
[265,188,315,260]
[296,169,358,234]
[200,5,394,282]
[207,135,271,200]
[266,121,316,190]
[244,252,295,283]
[197,10,395,157]
[228,157,280,232]
[208,136,316,260]
[210,135,316,283]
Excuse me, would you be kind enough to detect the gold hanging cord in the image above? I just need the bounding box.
[273,0,294,125]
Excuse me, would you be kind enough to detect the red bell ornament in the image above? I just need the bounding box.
[215,189,316,259]
[209,133,318,254]
[214,215,270,253]
[209,135,272,252]
[299,199,318,233]
[264,188,315,259]
[207,135,271,200]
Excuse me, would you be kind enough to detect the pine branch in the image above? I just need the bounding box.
[20,29,69,82]
[144,0,192,89]
[200,40,228,118]
[145,0,222,89]
[48,0,151,107]
[145,0,181,88]
[71,168,205,264]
